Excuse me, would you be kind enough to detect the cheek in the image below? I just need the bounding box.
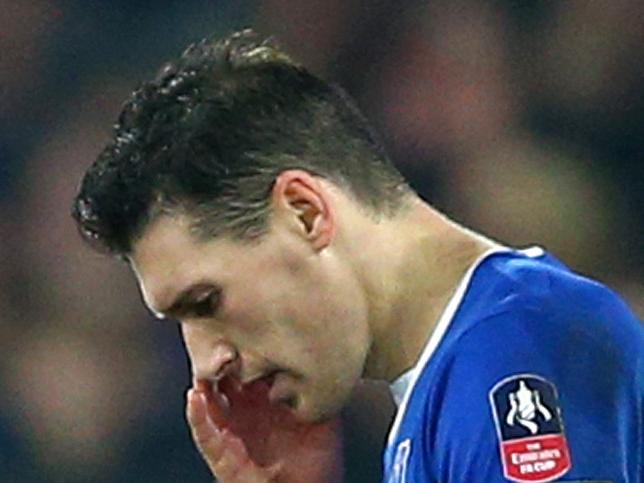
[223,283,287,341]
[225,262,302,327]
[283,294,365,362]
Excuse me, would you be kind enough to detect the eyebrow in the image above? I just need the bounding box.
[155,282,219,319]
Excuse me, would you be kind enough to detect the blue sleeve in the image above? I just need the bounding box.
[429,285,643,483]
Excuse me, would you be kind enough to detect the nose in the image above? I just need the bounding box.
[188,339,240,383]
[209,343,240,380]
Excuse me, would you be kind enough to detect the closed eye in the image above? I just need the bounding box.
[158,284,223,321]
[189,289,222,318]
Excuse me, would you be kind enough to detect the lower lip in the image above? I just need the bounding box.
[268,373,296,407]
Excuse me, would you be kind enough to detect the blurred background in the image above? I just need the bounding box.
[1,0,642,481]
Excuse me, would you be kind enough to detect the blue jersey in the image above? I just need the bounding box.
[383,247,643,483]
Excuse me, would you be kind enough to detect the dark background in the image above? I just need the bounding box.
[1,1,642,481]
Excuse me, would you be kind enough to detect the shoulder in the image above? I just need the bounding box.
[450,251,643,410]
[467,250,643,361]
[417,250,643,482]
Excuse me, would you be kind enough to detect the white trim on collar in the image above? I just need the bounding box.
[386,246,544,446]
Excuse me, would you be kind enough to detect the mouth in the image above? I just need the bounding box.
[241,370,279,391]
[195,369,300,426]
[245,371,299,410]
[207,370,296,408]
[266,371,298,410]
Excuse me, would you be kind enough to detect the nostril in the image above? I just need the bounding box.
[216,358,241,381]
[211,343,240,380]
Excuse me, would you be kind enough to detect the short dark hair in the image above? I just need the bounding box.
[72,29,410,255]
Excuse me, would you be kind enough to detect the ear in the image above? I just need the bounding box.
[271,170,336,251]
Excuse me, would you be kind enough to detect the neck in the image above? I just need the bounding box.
[356,200,499,382]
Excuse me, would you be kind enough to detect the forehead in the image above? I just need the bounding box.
[129,215,242,311]
[132,215,206,274]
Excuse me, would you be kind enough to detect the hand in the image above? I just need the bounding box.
[186,378,343,482]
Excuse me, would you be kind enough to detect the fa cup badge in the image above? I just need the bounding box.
[490,374,571,482]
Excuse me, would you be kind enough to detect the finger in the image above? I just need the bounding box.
[216,433,279,483]
[187,390,274,482]
[219,375,243,394]
[211,429,252,481]
[187,389,226,462]
[195,379,230,424]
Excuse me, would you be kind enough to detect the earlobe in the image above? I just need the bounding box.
[272,170,335,251]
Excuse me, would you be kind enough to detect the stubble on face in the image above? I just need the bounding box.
[130,213,370,422]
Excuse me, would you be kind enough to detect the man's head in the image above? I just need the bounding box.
[73,29,409,254]
[72,30,412,421]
